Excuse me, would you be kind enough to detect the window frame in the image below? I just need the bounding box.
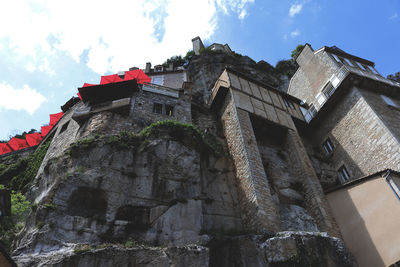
[322,137,334,154]
[152,103,163,114]
[338,165,350,184]
[322,82,335,98]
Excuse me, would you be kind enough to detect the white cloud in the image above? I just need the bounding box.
[0,82,46,114]
[389,13,398,20]
[290,29,301,38]
[217,0,254,19]
[289,3,303,17]
[0,0,255,75]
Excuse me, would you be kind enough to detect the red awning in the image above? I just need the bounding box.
[8,138,29,151]
[41,125,53,137]
[124,69,151,84]
[0,143,12,155]
[49,112,64,126]
[26,133,43,147]
[83,83,96,87]
[100,74,123,85]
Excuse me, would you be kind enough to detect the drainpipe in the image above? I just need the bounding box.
[384,170,400,201]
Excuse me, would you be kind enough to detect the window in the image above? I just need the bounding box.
[338,165,350,184]
[355,62,365,70]
[331,54,342,64]
[59,121,70,134]
[165,105,174,116]
[309,104,317,117]
[283,98,295,109]
[153,103,163,114]
[322,82,335,98]
[344,58,355,67]
[381,95,398,108]
[322,137,334,154]
[151,76,163,85]
[316,93,326,106]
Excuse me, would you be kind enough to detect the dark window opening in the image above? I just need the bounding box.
[60,121,70,134]
[322,137,334,154]
[322,82,335,98]
[153,103,162,114]
[165,105,174,116]
[338,165,350,184]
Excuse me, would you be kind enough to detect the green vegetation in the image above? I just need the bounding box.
[162,50,195,69]
[0,185,31,251]
[74,244,91,254]
[70,120,224,157]
[0,136,53,192]
[275,59,298,79]
[291,44,305,59]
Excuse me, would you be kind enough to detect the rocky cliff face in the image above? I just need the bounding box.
[187,51,294,104]
[8,122,356,266]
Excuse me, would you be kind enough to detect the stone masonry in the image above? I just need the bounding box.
[220,92,280,233]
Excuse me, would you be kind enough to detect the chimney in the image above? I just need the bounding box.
[192,36,204,55]
[145,62,151,73]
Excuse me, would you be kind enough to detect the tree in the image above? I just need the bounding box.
[291,44,305,59]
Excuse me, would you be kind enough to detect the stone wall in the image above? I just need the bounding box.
[360,88,400,142]
[310,87,400,183]
[289,45,339,107]
[284,129,340,237]
[220,92,280,233]
[133,90,191,127]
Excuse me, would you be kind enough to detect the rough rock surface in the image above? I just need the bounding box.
[10,129,356,266]
[14,245,209,267]
[187,52,285,104]
[12,133,241,263]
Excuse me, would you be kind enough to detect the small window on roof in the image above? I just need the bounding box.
[153,103,163,114]
[338,165,350,184]
[322,137,334,154]
[331,54,341,64]
[344,58,355,67]
[381,95,398,108]
[362,64,372,73]
[355,62,365,70]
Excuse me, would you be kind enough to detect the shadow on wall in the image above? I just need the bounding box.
[327,185,385,267]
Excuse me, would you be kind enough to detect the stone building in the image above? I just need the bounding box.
[5,38,400,266]
[288,43,400,266]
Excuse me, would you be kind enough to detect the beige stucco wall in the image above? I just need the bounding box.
[327,176,400,267]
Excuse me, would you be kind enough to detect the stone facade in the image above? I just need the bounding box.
[220,93,280,233]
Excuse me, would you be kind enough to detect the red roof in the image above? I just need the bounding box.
[124,69,151,84]
[26,133,43,147]
[8,138,29,151]
[100,74,123,85]
[41,125,53,137]
[49,112,64,126]
[0,143,12,155]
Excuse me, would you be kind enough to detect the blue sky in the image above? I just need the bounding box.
[0,0,399,140]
